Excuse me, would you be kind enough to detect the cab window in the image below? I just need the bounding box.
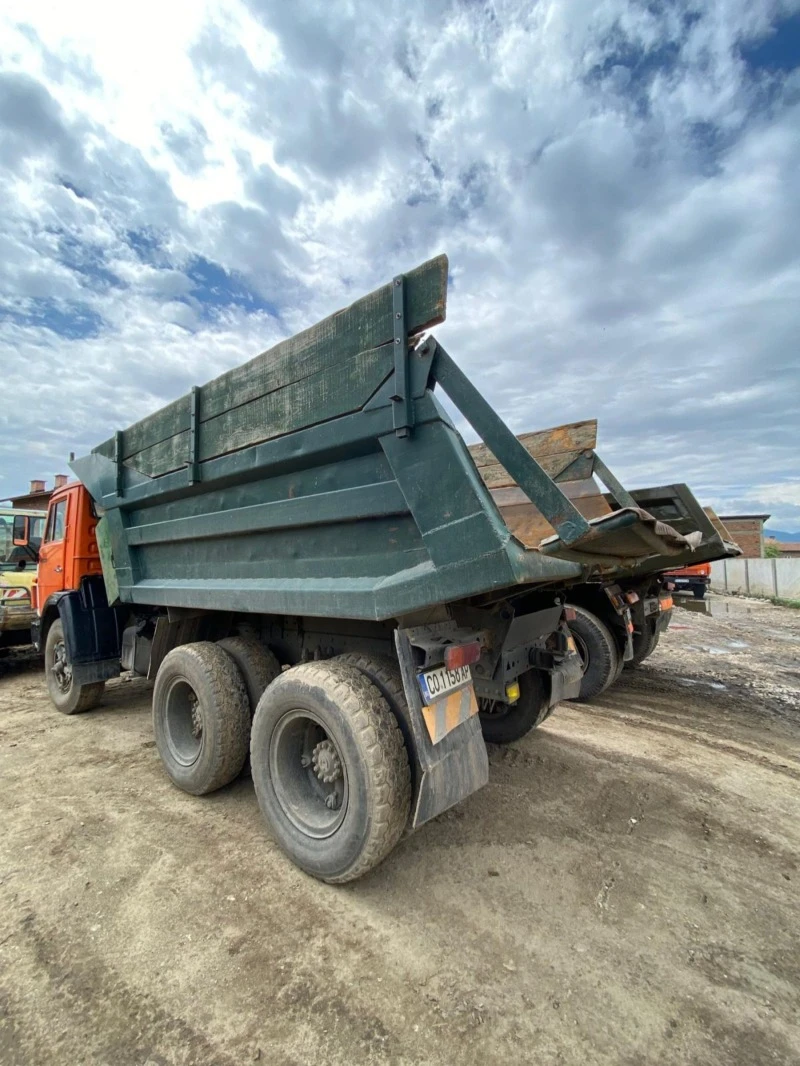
[45,500,67,543]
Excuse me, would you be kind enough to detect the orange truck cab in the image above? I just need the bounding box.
[661,561,712,600]
[32,482,122,705]
[34,482,103,611]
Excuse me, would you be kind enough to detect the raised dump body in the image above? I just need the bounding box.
[469,420,740,576]
[39,255,694,883]
[470,422,742,697]
[75,259,689,620]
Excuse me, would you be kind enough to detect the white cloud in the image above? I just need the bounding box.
[0,0,798,530]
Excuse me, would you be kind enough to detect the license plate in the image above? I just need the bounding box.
[418,663,472,705]
[418,681,479,745]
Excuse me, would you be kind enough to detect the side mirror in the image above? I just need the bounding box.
[12,515,27,546]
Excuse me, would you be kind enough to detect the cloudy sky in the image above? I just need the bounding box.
[1,0,798,528]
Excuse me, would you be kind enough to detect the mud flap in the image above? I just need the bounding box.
[394,628,489,829]
[549,651,583,705]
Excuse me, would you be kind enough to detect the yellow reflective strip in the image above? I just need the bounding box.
[446,691,462,733]
[421,703,438,742]
[462,686,478,722]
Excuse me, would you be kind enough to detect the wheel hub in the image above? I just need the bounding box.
[190,697,203,739]
[311,739,342,784]
[52,642,72,693]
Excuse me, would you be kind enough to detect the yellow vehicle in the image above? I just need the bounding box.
[0,507,45,647]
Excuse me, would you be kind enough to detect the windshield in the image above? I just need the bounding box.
[0,513,44,570]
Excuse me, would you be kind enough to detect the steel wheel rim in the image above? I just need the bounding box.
[52,641,72,693]
[164,677,203,766]
[478,696,512,720]
[269,710,348,839]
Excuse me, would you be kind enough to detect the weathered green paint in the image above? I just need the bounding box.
[590,453,638,510]
[117,345,393,479]
[94,516,120,605]
[431,344,592,546]
[94,254,448,469]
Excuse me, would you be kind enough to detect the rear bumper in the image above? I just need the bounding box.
[0,603,36,637]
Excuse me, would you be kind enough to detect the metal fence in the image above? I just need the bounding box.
[711,558,800,600]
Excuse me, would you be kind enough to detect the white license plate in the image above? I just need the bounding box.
[418,663,472,705]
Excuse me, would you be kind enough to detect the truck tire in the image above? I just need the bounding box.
[611,646,626,685]
[627,624,660,668]
[332,652,418,797]
[152,642,250,796]
[692,584,706,600]
[479,668,550,744]
[44,619,105,715]
[568,606,619,701]
[250,660,411,883]
[217,636,281,715]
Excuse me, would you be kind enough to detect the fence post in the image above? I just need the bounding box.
[772,558,778,598]
[745,559,750,596]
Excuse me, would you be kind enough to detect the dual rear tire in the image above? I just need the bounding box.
[152,642,411,882]
[250,659,411,883]
[478,669,551,745]
[568,606,620,701]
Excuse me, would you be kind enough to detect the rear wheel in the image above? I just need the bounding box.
[627,624,660,668]
[250,660,411,883]
[152,642,250,795]
[479,669,550,745]
[692,584,706,600]
[217,636,280,715]
[568,606,619,701]
[44,619,105,715]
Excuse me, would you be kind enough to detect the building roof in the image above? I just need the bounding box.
[718,514,771,522]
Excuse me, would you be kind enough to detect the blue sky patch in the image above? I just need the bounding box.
[126,228,167,265]
[182,255,279,320]
[741,12,800,73]
[56,231,124,291]
[1,298,104,339]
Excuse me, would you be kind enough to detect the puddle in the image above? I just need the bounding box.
[685,640,750,655]
[675,597,755,618]
[675,677,728,691]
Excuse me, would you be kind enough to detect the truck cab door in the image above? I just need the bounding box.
[37,496,69,606]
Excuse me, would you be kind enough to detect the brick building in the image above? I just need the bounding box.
[719,514,771,559]
[3,475,69,512]
[766,539,800,558]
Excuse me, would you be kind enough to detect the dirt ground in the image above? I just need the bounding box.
[1,594,798,1066]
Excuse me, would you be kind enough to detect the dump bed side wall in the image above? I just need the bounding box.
[75,305,586,623]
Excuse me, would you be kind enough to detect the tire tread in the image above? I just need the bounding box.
[252,660,411,883]
[153,642,250,795]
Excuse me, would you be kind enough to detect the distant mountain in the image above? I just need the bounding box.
[765,528,800,543]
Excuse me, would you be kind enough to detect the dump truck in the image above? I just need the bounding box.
[661,561,712,599]
[470,424,742,698]
[33,255,694,882]
[0,507,45,647]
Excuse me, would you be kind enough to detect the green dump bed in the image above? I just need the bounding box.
[72,256,693,622]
